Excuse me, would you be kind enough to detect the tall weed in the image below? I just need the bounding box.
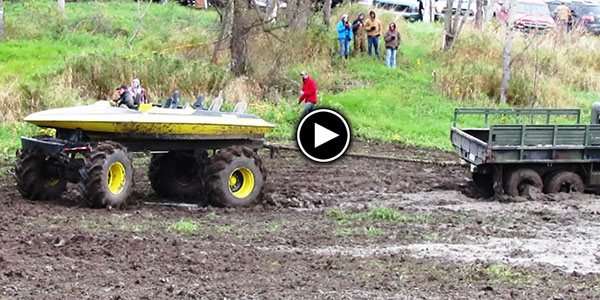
[435,24,600,107]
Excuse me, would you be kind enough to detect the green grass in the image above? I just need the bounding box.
[0,122,47,162]
[327,207,431,223]
[168,219,198,233]
[333,227,357,236]
[266,222,280,233]
[485,263,540,285]
[261,22,477,149]
[3,2,600,157]
[1,0,217,79]
[217,225,233,233]
[363,226,387,236]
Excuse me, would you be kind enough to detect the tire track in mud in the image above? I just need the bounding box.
[263,141,469,209]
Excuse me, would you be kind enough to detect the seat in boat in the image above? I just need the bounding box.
[233,101,247,114]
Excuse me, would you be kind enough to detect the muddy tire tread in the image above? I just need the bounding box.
[545,171,584,194]
[14,149,66,201]
[205,146,267,207]
[148,152,205,201]
[83,141,133,208]
[505,168,543,197]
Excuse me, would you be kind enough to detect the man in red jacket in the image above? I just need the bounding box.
[299,70,317,119]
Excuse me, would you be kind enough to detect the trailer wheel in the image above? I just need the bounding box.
[505,168,543,197]
[544,171,584,194]
[83,141,133,208]
[205,146,266,207]
[14,149,67,201]
[472,172,494,198]
[148,151,205,201]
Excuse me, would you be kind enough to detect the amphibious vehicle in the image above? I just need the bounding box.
[15,97,275,208]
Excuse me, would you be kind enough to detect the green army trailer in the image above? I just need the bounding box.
[451,105,600,197]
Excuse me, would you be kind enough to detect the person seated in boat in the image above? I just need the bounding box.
[115,84,135,109]
[129,78,148,105]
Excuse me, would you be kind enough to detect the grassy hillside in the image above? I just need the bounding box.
[1,0,600,163]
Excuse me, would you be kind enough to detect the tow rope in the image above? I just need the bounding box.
[263,144,465,167]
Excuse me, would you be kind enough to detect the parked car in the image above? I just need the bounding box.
[373,0,423,22]
[434,0,477,21]
[571,3,600,34]
[496,0,556,32]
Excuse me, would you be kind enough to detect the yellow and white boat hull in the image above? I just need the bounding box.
[24,101,275,140]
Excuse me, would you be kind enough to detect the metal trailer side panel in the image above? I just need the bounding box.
[450,127,489,165]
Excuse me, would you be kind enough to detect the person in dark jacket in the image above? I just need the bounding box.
[336,14,354,59]
[351,13,366,55]
[298,70,317,119]
[115,84,135,109]
[384,23,401,68]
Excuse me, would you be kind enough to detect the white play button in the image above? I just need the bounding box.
[314,123,339,148]
[296,109,351,163]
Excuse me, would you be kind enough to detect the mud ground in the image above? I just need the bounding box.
[1,140,599,299]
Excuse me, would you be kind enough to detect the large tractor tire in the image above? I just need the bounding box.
[544,171,584,194]
[14,149,67,201]
[83,141,133,208]
[205,146,266,207]
[148,151,205,201]
[505,168,543,197]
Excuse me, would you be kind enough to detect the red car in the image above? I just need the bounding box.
[495,0,556,32]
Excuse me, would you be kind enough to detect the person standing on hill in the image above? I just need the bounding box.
[298,70,317,119]
[384,22,401,68]
[554,3,572,33]
[337,14,354,59]
[364,10,382,58]
[352,12,367,55]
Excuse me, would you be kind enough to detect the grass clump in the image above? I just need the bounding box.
[217,225,233,233]
[327,207,431,224]
[168,219,198,233]
[485,263,540,285]
[363,227,387,236]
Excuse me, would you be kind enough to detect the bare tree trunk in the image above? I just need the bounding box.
[323,0,332,27]
[128,0,153,48]
[0,0,5,42]
[443,0,471,51]
[500,0,517,104]
[423,0,432,23]
[442,0,453,50]
[485,0,496,22]
[286,0,297,28]
[265,0,279,22]
[230,0,251,76]
[57,0,65,16]
[212,0,232,64]
[295,0,310,29]
[287,0,310,30]
[474,0,483,29]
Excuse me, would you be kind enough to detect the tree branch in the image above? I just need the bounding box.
[128,0,153,49]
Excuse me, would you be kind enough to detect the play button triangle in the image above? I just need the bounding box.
[314,123,339,148]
